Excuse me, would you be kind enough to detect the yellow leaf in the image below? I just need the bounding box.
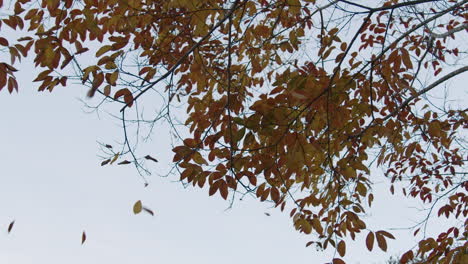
[133,200,142,214]
[96,45,112,57]
[110,153,119,164]
[192,152,207,165]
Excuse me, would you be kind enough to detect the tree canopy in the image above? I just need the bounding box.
[1,0,467,263]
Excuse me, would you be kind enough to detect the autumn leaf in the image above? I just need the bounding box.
[110,153,120,164]
[133,200,142,214]
[144,155,158,163]
[0,37,9,46]
[114,88,134,107]
[366,232,374,251]
[332,258,346,264]
[7,220,15,233]
[143,207,155,216]
[337,240,346,257]
[376,232,388,252]
[81,231,86,245]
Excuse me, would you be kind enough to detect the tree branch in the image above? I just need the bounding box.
[120,0,242,112]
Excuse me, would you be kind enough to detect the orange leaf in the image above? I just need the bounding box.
[81,231,86,245]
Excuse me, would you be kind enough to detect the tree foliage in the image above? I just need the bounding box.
[1,0,467,262]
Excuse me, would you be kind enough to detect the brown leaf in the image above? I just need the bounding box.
[376,232,387,252]
[110,153,120,164]
[377,230,395,240]
[220,182,228,200]
[103,85,111,97]
[366,232,374,251]
[114,88,133,107]
[81,231,86,245]
[337,240,346,257]
[144,155,158,163]
[117,160,131,165]
[143,207,154,216]
[0,37,9,46]
[101,159,110,166]
[400,250,414,264]
[332,258,346,264]
[7,220,15,233]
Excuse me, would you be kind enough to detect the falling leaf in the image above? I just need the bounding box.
[264,212,271,216]
[118,160,131,165]
[366,232,374,251]
[144,155,158,163]
[7,220,15,233]
[143,207,154,216]
[110,153,120,164]
[81,231,86,244]
[133,200,142,214]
